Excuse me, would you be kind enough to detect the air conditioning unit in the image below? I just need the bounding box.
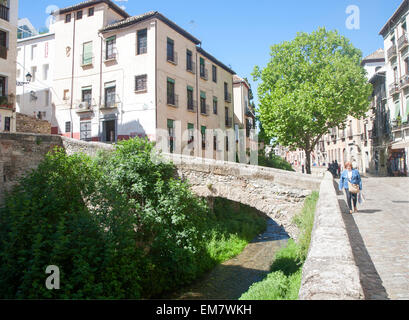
[78,101,89,110]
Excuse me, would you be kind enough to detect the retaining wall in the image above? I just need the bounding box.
[298,171,364,300]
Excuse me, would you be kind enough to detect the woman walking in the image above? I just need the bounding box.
[339,162,362,214]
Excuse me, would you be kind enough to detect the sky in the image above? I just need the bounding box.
[18,0,404,103]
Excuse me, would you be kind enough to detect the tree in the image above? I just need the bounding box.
[253,27,372,174]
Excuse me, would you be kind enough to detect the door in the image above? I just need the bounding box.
[104,120,116,143]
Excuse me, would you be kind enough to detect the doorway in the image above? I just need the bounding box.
[104,119,116,143]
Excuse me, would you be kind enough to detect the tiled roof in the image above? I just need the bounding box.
[53,0,130,18]
[362,49,385,62]
[197,47,235,75]
[100,11,201,45]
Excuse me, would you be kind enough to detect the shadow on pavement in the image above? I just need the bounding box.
[337,195,389,299]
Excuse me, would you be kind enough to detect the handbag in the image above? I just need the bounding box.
[348,179,360,194]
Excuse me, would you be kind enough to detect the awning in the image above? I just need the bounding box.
[391,140,409,150]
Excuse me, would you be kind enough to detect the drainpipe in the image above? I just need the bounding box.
[98,32,104,141]
[155,19,158,139]
[69,13,76,139]
[195,50,199,156]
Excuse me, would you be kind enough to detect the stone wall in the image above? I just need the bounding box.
[16,113,51,134]
[298,171,364,300]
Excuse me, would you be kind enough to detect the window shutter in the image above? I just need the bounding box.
[200,91,206,99]
[201,126,206,135]
[167,77,175,84]
[394,101,401,120]
[167,119,174,128]
[188,123,194,130]
[187,85,194,91]
[404,98,409,123]
[83,42,93,64]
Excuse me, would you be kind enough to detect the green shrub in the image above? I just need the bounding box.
[258,151,294,172]
[239,192,319,300]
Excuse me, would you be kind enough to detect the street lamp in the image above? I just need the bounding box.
[25,72,32,83]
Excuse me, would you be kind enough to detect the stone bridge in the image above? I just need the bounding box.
[0,132,363,299]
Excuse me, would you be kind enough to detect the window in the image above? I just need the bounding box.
[31,66,37,82]
[82,87,92,106]
[201,126,206,149]
[200,91,207,114]
[394,66,398,83]
[65,121,71,133]
[80,121,91,141]
[31,44,37,60]
[225,136,229,152]
[213,134,217,151]
[82,41,93,65]
[0,30,7,59]
[135,75,147,92]
[88,7,94,17]
[137,29,147,54]
[43,64,49,81]
[0,76,6,97]
[65,14,71,23]
[186,49,193,71]
[4,116,10,132]
[188,123,194,146]
[403,22,407,33]
[168,119,175,153]
[405,58,409,75]
[104,83,116,108]
[167,78,176,105]
[63,89,70,101]
[105,36,116,60]
[45,89,49,106]
[212,65,217,83]
[213,97,218,115]
[76,11,83,20]
[187,86,194,110]
[200,57,206,78]
[224,82,230,101]
[167,38,174,62]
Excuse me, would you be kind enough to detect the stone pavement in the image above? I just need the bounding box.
[336,177,409,300]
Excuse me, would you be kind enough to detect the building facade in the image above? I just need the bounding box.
[380,0,409,176]
[0,0,18,133]
[49,0,239,160]
[16,32,55,124]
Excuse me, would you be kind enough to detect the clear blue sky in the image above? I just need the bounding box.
[19,0,403,103]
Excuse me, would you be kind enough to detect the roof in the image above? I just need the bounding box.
[379,0,408,37]
[53,0,130,19]
[196,47,235,75]
[233,75,249,89]
[17,32,55,44]
[362,49,385,62]
[369,69,386,84]
[100,11,201,45]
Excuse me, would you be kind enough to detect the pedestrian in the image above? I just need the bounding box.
[334,160,339,178]
[301,159,305,174]
[339,161,362,214]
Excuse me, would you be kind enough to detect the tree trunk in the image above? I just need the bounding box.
[305,149,312,175]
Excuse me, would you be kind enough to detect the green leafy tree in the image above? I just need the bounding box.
[253,28,372,174]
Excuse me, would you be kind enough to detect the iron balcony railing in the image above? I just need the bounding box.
[200,103,210,115]
[400,74,409,90]
[187,100,197,112]
[398,33,409,51]
[167,94,179,107]
[225,117,233,127]
[389,82,400,96]
[0,45,6,59]
[186,61,196,74]
[0,4,9,21]
[200,68,208,80]
[167,51,178,65]
[224,92,232,103]
[387,44,397,60]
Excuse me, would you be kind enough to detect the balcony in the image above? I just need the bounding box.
[167,94,179,107]
[389,82,400,96]
[0,95,14,110]
[187,100,197,112]
[387,44,397,60]
[400,74,409,90]
[398,33,409,51]
[225,117,233,128]
[200,103,209,115]
[0,45,6,59]
[200,68,208,81]
[0,4,9,21]
[224,92,232,103]
[186,61,196,74]
[245,107,254,117]
[167,51,178,65]
[101,100,119,110]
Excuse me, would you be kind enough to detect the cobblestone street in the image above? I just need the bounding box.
[337,177,409,300]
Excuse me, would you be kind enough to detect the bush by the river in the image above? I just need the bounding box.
[0,138,266,299]
[239,191,319,300]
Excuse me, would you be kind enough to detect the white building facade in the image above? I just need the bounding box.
[0,0,18,133]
